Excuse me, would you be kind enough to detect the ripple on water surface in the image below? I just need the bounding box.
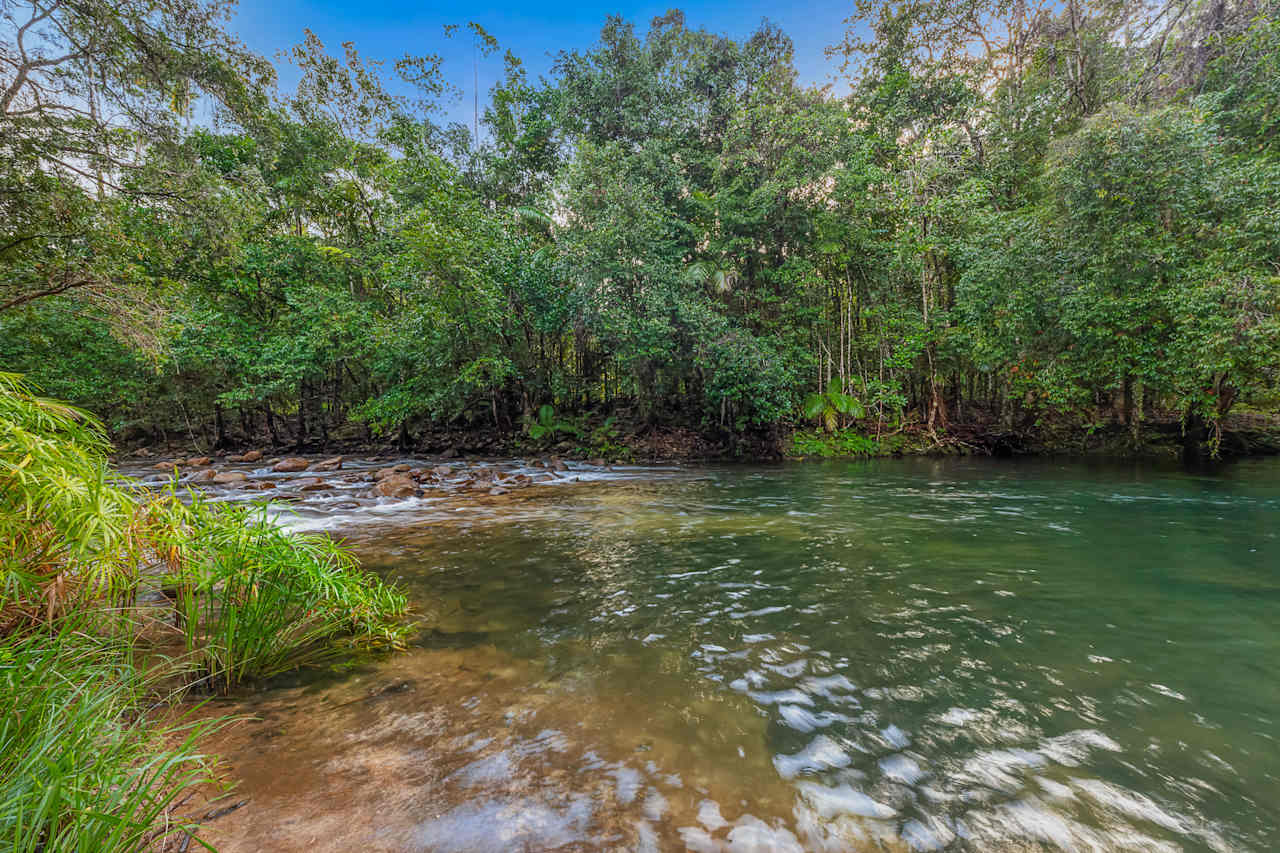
[184,457,1278,852]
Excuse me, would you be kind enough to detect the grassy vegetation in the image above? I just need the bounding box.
[0,626,217,852]
[157,497,409,692]
[0,372,409,849]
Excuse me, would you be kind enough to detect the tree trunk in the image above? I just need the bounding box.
[213,404,228,450]
[264,403,280,447]
[1182,408,1207,464]
[295,382,308,452]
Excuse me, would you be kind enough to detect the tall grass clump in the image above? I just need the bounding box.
[148,495,410,692]
[0,626,216,853]
[2,370,410,685]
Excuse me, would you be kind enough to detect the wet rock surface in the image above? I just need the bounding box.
[117,454,668,526]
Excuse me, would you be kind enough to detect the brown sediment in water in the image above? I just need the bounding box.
[185,640,815,852]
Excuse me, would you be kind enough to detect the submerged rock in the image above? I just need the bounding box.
[375,475,416,498]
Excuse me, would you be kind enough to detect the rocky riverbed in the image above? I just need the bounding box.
[117,451,682,531]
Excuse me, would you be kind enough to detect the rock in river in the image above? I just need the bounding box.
[312,455,344,472]
[272,457,310,472]
[212,471,248,484]
[375,475,416,498]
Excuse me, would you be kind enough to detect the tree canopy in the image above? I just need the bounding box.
[3,0,1277,455]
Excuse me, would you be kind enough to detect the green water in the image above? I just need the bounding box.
[314,457,1279,850]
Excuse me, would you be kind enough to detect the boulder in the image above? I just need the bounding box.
[549,458,569,472]
[153,461,176,471]
[375,466,400,480]
[241,450,264,462]
[191,468,217,481]
[212,471,248,484]
[187,456,212,467]
[375,475,417,498]
[297,478,329,492]
[311,455,344,472]
[393,463,411,473]
[272,457,310,473]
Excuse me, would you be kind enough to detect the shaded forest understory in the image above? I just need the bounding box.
[4,0,1280,462]
[115,402,1280,463]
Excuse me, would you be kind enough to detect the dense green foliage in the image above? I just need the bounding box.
[0,373,408,674]
[2,0,1278,455]
[1,369,408,846]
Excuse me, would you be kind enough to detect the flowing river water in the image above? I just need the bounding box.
[140,456,1279,852]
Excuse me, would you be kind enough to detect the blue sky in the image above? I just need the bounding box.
[231,0,861,128]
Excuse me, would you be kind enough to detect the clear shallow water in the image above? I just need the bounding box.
[201,457,1280,851]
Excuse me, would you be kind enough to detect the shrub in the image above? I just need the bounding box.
[789,428,882,458]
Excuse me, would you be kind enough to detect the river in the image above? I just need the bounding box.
[164,456,1278,852]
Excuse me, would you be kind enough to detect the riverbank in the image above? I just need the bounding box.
[114,410,1280,470]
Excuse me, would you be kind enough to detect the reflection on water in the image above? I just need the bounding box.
[194,457,1279,852]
